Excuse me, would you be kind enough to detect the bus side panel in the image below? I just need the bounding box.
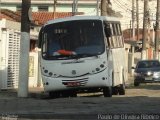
[107,49,113,86]
[112,48,127,86]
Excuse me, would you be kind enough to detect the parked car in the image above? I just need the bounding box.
[132,60,160,86]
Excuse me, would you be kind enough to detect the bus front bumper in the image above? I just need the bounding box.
[42,70,111,92]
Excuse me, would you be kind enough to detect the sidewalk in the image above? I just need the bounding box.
[0,87,45,99]
[126,73,134,86]
[0,76,136,120]
[0,74,134,99]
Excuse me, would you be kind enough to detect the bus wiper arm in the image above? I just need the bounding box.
[78,53,95,57]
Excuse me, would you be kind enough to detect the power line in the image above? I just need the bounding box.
[112,0,131,13]
[117,0,132,11]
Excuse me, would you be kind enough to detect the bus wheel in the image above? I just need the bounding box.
[61,90,77,98]
[61,91,70,98]
[69,91,77,97]
[112,87,119,95]
[118,81,125,95]
[134,81,140,86]
[118,73,125,95]
[119,84,125,95]
[49,91,60,98]
[103,87,112,97]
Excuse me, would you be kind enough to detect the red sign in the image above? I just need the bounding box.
[67,82,80,87]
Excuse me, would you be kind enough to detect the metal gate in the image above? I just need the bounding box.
[7,30,20,88]
[0,28,20,89]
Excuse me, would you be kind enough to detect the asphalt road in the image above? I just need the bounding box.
[0,83,160,120]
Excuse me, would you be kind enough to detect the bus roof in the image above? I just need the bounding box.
[44,16,120,27]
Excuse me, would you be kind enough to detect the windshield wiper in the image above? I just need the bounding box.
[52,53,96,60]
[76,53,96,58]
[52,55,71,59]
[52,54,81,60]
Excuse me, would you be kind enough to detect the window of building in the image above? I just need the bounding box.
[38,6,49,12]
[16,5,22,11]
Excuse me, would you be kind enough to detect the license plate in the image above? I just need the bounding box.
[145,77,152,81]
[67,82,80,87]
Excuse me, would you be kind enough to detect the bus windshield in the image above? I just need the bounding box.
[42,20,105,60]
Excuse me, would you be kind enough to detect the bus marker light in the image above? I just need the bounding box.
[100,64,104,68]
[46,82,49,85]
[44,70,48,73]
[49,72,53,76]
[96,68,100,71]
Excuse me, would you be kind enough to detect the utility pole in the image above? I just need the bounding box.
[130,20,132,40]
[136,0,139,41]
[131,0,135,76]
[155,0,160,59]
[101,0,107,16]
[97,0,100,16]
[18,0,31,97]
[0,0,1,13]
[132,0,135,41]
[72,0,78,16]
[53,0,57,19]
[142,0,149,60]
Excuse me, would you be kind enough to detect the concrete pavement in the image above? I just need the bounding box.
[0,88,105,120]
[0,76,136,120]
[0,86,160,120]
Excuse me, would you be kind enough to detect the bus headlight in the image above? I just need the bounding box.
[89,67,106,75]
[43,71,60,78]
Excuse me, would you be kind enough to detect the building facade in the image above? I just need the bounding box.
[0,0,97,15]
[0,0,157,30]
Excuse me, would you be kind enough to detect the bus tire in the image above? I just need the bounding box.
[134,81,140,86]
[61,91,71,98]
[49,91,60,98]
[118,73,125,95]
[103,87,112,97]
[119,79,125,95]
[69,91,77,97]
[118,84,125,95]
[112,87,119,95]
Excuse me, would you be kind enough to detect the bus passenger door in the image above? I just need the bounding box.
[104,22,113,85]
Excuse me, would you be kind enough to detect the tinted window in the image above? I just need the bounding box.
[137,61,160,68]
[41,20,105,60]
[104,22,123,48]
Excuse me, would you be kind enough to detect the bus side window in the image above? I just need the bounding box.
[104,22,113,48]
[38,27,45,48]
[110,23,116,48]
[104,23,111,37]
[42,33,47,57]
[115,23,123,47]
